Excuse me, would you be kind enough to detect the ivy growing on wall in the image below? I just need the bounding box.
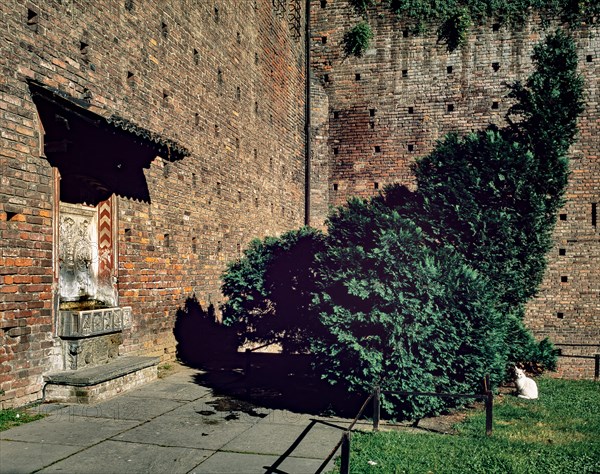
[344,0,599,54]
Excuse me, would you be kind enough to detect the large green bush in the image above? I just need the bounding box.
[221,32,582,419]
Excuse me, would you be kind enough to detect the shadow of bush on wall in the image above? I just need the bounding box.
[173,296,239,369]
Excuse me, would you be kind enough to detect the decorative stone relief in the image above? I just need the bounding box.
[59,202,98,303]
[59,306,132,338]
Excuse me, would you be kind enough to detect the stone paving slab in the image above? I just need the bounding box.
[190,451,333,474]
[123,379,211,402]
[42,394,186,421]
[36,440,213,474]
[0,415,140,447]
[114,414,254,450]
[0,440,82,474]
[222,421,344,459]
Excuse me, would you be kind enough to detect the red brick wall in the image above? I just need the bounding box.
[310,1,599,378]
[1,0,307,408]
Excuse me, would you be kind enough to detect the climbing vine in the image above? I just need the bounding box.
[344,0,599,54]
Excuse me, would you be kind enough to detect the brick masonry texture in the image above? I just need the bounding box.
[310,2,599,378]
[1,0,307,408]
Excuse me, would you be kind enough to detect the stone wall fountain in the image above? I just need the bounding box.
[44,201,158,403]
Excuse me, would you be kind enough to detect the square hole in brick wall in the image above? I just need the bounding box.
[408,144,414,152]
[333,147,339,155]
[586,54,592,62]
[492,23,500,32]
[374,145,381,153]
[402,69,408,78]
[492,62,500,72]
[322,36,327,44]
[559,248,566,256]
[559,213,567,220]
[561,275,568,282]
[369,108,376,117]
[557,312,564,319]
[80,41,89,55]
[321,0,328,7]
[324,74,330,83]
[333,111,339,119]
[355,73,361,81]
[333,183,338,191]
[408,106,414,114]
[374,182,379,189]
[27,8,39,32]
[127,71,134,84]
[447,65,453,74]
[369,122,375,129]
[447,104,454,112]
[193,49,200,65]
[403,29,409,38]
[492,101,499,109]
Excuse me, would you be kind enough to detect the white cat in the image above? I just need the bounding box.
[514,367,538,400]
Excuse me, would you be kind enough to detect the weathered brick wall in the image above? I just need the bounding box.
[1,0,307,407]
[310,1,599,378]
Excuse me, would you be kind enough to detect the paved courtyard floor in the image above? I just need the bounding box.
[0,366,358,474]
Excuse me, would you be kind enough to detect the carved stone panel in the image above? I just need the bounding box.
[59,202,98,303]
[59,307,132,338]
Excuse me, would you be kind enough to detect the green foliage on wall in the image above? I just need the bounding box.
[343,0,599,52]
[344,21,374,57]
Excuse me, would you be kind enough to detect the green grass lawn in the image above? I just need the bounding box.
[339,378,599,473]
[0,407,45,431]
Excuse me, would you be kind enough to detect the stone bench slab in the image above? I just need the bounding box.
[45,356,160,386]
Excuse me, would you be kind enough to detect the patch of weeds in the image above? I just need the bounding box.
[0,408,45,432]
[157,363,174,378]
